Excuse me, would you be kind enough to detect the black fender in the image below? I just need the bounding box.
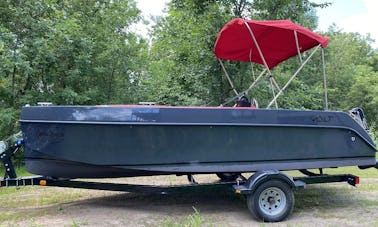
[233,170,297,194]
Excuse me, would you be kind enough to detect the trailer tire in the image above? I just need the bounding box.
[247,179,294,222]
[216,173,239,182]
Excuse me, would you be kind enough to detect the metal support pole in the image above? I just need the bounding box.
[243,21,272,76]
[218,59,239,96]
[249,48,256,81]
[269,76,279,109]
[267,44,321,108]
[270,77,282,94]
[294,30,303,63]
[321,48,328,110]
[245,68,267,94]
[221,68,267,106]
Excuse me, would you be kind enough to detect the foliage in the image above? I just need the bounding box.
[144,0,233,106]
[251,0,330,29]
[147,0,329,107]
[161,207,205,227]
[322,27,378,135]
[0,0,148,105]
[0,0,148,139]
[347,65,378,132]
[0,0,377,140]
[324,27,375,109]
[0,108,19,139]
[146,0,378,137]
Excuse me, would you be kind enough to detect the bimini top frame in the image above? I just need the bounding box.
[214,18,329,109]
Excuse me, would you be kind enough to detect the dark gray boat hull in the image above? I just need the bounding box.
[20,106,377,178]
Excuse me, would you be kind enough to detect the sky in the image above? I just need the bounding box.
[134,0,169,37]
[315,0,378,47]
[136,0,378,48]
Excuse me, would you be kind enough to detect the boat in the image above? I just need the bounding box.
[20,18,377,179]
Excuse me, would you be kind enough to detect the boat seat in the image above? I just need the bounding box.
[234,95,258,108]
[235,95,251,107]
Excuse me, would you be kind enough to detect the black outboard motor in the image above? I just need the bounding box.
[351,108,378,170]
[349,107,368,130]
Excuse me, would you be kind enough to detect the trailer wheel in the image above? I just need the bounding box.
[216,173,239,182]
[247,180,294,222]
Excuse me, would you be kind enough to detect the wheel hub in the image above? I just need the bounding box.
[258,187,287,216]
[267,196,275,204]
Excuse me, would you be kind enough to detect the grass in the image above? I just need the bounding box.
[0,165,32,177]
[0,156,377,225]
[0,180,89,224]
[284,164,378,179]
[0,166,88,210]
[0,186,88,208]
[71,219,89,227]
[0,212,47,227]
[293,182,378,222]
[160,207,210,227]
[0,190,87,223]
[0,177,377,226]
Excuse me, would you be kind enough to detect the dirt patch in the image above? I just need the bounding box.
[1,175,378,226]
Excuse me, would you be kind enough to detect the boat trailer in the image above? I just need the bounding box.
[1,138,376,222]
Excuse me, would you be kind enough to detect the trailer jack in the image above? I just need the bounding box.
[0,139,23,179]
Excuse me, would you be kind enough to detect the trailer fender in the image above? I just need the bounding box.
[233,170,298,194]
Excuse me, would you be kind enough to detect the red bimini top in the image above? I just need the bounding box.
[214,18,329,69]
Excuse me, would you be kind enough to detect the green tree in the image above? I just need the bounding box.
[0,0,148,138]
[323,27,375,109]
[346,66,378,133]
[0,0,147,106]
[146,0,329,107]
